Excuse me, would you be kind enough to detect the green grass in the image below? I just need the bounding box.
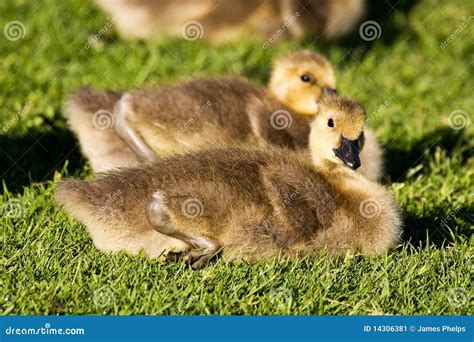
[1,0,473,315]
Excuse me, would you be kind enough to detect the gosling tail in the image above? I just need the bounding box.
[65,88,139,172]
[55,172,182,257]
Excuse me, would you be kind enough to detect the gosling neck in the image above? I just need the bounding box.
[268,76,286,106]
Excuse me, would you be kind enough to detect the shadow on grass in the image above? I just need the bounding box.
[402,209,473,248]
[364,0,419,44]
[300,0,420,66]
[383,127,472,247]
[0,121,84,194]
[383,127,470,181]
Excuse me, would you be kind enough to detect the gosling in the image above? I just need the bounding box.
[56,96,401,269]
[66,51,382,180]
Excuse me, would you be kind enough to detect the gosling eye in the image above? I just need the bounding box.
[300,74,313,83]
[327,118,334,128]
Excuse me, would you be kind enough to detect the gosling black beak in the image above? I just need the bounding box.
[324,87,338,96]
[333,137,361,170]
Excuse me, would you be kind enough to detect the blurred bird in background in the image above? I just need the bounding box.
[95,0,366,42]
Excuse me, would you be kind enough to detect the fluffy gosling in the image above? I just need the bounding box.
[56,96,401,268]
[66,51,382,180]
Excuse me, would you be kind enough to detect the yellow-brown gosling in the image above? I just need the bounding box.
[56,96,401,269]
[67,51,382,180]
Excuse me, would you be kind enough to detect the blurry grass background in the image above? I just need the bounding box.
[0,0,473,314]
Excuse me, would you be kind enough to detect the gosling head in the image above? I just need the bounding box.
[309,96,366,171]
[269,50,337,116]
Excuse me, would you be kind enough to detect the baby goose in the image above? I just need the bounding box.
[268,51,337,115]
[67,51,334,167]
[56,96,401,268]
[67,51,383,180]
